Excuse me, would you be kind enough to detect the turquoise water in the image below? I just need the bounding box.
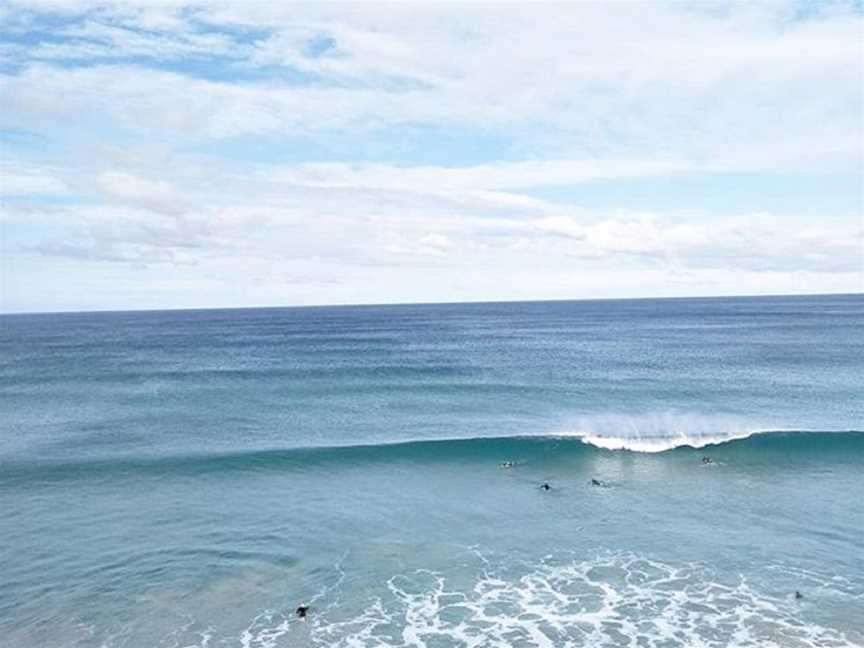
[1,294,862,647]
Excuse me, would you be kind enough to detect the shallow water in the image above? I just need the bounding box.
[1,294,862,647]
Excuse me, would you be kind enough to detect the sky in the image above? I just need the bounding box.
[0,1,862,313]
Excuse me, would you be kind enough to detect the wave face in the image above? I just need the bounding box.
[1,295,862,647]
[4,429,864,485]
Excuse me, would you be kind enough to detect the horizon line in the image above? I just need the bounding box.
[2,290,861,317]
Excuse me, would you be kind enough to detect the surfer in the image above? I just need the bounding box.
[701,456,713,464]
[540,483,551,491]
[795,591,804,600]
[499,461,515,468]
[296,604,309,620]
[590,478,604,487]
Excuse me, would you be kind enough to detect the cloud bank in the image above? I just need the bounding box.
[1,1,861,312]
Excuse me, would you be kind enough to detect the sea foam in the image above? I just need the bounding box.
[564,412,784,452]
[248,552,863,648]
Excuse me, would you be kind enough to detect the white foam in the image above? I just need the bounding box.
[558,412,784,452]
[156,618,214,648]
[300,552,862,648]
[239,612,291,648]
[148,552,863,648]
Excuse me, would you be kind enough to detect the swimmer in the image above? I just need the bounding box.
[540,483,551,491]
[296,604,309,620]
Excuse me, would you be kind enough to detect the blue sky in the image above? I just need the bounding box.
[0,0,862,313]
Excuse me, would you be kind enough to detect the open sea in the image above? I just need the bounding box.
[1,293,862,647]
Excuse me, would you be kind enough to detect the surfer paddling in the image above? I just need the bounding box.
[295,604,309,620]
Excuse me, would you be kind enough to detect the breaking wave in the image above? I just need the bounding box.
[565,412,784,452]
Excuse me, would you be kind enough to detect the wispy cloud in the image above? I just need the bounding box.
[0,163,69,196]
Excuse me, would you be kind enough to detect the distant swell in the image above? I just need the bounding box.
[2,430,863,485]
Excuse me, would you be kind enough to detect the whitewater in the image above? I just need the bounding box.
[1,294,862,646]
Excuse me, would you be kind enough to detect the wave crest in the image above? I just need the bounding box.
[564,412,784,452]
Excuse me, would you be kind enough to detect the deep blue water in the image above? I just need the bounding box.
[1,294,862,647]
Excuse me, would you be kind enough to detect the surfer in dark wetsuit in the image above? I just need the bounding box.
[701,456,713,464]
[540,483,551,491]
[296,604,309,620]
[795,591,804,600]
[590,478,603,487]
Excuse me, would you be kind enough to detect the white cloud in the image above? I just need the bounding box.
[1,2,861,168]
[416,233,453,256]
[264,158,717,192]
[97,171,174,201]
[9,175,861,278]
[0,165,69,196]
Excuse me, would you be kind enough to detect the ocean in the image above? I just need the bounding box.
[1,294,862,647]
